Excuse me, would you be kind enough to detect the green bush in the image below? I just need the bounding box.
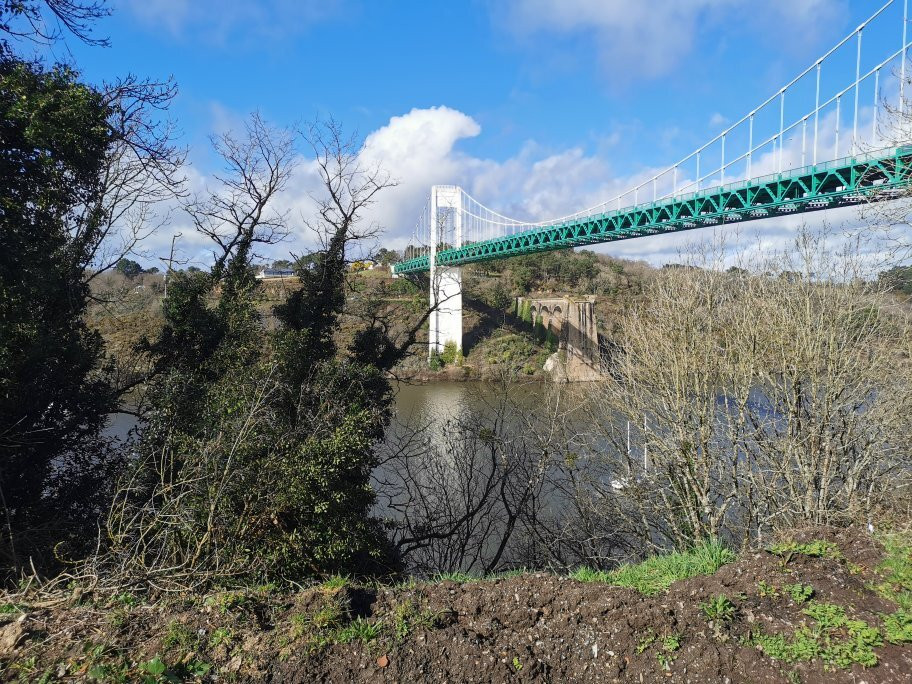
[439,340,461,365]
[487,281,511,310]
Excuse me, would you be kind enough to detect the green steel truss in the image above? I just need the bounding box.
[393,147,912,275]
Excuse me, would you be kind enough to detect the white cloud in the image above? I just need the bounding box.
[496,0,848,81]
[120,0,343,44]
[709,112,728,128]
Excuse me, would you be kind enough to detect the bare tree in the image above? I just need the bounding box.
[186,112,297,279]
[373,381,621,576]
[582,229,912,550]
[303,117,392,250]
[0,0,109,48]
[78,76,187,291]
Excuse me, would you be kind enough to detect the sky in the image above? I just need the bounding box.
[26,0,912,267]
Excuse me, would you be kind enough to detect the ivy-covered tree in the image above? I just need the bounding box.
[107,117,400,587]
[0,58,117,572]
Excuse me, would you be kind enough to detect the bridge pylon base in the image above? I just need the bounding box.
[429,265,462,359]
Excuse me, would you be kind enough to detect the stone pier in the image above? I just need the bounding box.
[518,295,602,381]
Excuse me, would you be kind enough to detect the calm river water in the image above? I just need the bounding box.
[106,381,557,445]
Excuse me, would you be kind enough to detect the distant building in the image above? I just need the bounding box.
[256,268,296,280]
[349,259,378,272]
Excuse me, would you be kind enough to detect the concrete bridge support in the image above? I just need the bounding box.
[429,186,463,359]
[520,295,602,380]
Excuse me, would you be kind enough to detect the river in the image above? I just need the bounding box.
[107,381,563,445]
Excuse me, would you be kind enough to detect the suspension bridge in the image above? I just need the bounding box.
[393,1,912,357]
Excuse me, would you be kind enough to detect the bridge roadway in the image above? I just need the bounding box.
[393,147,912,275]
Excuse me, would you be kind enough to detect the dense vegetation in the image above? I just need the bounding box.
[0,3,408,588]
[2,4,912,681]
[0,57,121,572]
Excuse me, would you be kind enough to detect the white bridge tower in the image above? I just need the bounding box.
[429,185,463,359]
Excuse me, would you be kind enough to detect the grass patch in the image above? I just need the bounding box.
[337,617,381,644]
[572,539,735,596]
[392,599,439,642]
[433,571,478,583]
[320,575,350,591]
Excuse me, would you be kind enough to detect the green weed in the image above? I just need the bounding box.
[208,627,232,648]
[204,590,250,614]
[87,662,129,681]
[175,660,212,678]
[662,632,682,652]
[701,595,736,622]
[757,580,779,598]
[111,592,139,607]
[572,539,735,596]
[162,620,198,651]
[769,540,842,562]
[512,656,523,671]
[635,631,656,654]
[138,657,167,678]
[657,633,680,669]
[784,583,814,604]
[873,533,912,610]
[753,629,820,663]
[882,609,912,644]
[751,601,883,669]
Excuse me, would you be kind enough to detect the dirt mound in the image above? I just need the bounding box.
[3,526,911,683]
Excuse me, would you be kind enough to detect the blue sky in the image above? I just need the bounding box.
[31,0,912,265]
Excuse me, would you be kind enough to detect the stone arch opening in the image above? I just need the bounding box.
[551,305,563,331]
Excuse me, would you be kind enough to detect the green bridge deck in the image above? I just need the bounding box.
[393,147,912,275]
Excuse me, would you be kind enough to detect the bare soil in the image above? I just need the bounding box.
[2,527,910,683]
